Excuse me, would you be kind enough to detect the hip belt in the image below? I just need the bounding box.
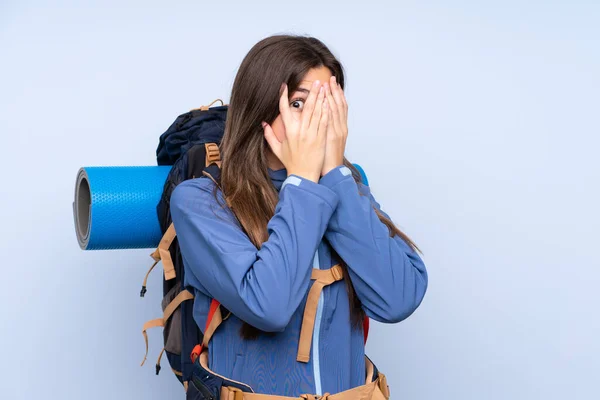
[187,350,390,400]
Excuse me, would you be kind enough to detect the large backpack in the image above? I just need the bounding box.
[139,99,229,386]
[139,99,371,389]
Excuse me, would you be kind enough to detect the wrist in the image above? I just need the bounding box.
[319,164,353,188]
[321,162,344,177]
[288,170,320,183]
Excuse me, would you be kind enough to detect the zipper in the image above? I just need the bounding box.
[312,248,324,396]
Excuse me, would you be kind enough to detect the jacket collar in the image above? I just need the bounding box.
[267,167,287,192]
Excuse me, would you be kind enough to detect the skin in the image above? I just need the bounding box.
[263,66,349,181]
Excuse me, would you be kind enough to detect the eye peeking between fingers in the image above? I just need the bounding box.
[290,97,305,111]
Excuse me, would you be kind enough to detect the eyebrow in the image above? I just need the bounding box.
[293,88,310,95]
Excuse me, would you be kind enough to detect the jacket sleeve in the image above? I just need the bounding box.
[169,175,339,332]
[319,165,428,323]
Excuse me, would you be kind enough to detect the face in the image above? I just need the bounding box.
[270,66,333,142]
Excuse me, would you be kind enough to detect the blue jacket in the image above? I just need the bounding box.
[169,164,428,396]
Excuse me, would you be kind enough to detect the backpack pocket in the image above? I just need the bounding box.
[162,284,183,356]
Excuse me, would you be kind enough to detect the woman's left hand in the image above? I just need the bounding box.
[321,75,349,177]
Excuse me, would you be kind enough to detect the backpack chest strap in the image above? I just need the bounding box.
[296,264,344,363]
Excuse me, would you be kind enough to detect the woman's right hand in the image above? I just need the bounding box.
[262,80,329,183]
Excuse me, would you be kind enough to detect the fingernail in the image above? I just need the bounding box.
[332,76,337,83]
[319,87,323,94]
[314,80,320,87]
[261,122,267,128]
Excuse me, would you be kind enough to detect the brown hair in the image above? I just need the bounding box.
[213,34,419,339]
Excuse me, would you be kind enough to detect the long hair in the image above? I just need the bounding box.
[214,34,419,339]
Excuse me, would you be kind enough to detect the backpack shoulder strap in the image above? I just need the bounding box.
[187,142,222,179]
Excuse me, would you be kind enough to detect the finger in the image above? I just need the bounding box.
[318,98,329,138]
[331,76,348,118]
[328,102,334,134]
[278,83,292,124]
[301,80,322,129]
[325,81,341,134]
[262,122,282,158]
[330,77,346,119]
[338,82,348,116]
[324,99,334,139]
[308,86,325,135]
[324,97,334,137]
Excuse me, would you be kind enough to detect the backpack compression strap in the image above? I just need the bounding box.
[140,223,177,297]
[141,289,194,366]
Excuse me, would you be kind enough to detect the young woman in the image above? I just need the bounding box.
[170,34,428,399]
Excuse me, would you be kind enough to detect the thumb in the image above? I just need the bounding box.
[262,122,282,159]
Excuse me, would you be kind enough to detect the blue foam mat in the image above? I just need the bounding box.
[73,166,171,250]
[73,164,367,250]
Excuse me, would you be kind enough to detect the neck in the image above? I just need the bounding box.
[266,149,285,171]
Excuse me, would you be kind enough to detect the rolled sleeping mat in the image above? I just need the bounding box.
[73,164,368,251]
[73,166,171,250]
[352,163,369,186]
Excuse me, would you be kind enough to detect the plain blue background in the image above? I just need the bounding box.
[1,1,598,399]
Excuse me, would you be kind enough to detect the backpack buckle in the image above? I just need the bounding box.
[191,344,203,363]
[224,387,244,400]
[330,264,343,281]
[205,143,221,168]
